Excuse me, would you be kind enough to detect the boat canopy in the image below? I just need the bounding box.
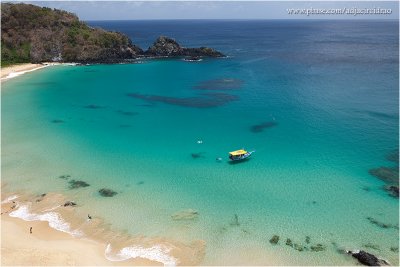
[229,149,247,156]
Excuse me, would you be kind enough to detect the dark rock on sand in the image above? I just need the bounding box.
[310,244,326,252]
[98,188,118,197]
[269,235,280,245]
[305,236,311,244]
[68,180,90,189]
[390,246,399,253]
[171,209,199,221]
[368,167,399,185]
[63,201,77,207]
[347,250,388,266]
[285,238,293,247]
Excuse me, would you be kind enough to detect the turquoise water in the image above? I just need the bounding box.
[2,20,399,265]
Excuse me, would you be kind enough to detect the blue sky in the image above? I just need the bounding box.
[19,1,400,20]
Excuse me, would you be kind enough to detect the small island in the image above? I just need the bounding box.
[1,3,225,66]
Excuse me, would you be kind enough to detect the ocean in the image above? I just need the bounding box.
[2,20,399,265]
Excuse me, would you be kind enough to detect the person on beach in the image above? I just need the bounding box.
[30,227,32,234]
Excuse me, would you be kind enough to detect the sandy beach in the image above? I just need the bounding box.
[1,63,54,81]
[0,189,205,266]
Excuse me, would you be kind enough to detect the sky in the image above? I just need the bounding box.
[15,1,400,20]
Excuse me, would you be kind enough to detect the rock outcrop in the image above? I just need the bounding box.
[145,36,225,58]
[347,250,389,266]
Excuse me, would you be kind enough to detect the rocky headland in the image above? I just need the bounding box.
[1,3,225,66]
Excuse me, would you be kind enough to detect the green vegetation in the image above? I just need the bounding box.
[1,3,142,64]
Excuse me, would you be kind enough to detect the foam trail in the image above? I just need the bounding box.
[1,195,19,204]
[105,243,178,266]
[9,205,83,237]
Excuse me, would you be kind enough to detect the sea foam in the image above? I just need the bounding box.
[1,194,19,204]
[105,243,178,266]
[9,204,83,237]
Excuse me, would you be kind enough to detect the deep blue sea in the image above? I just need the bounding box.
[2,20,399,265]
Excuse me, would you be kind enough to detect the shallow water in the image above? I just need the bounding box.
[2,20,399,265]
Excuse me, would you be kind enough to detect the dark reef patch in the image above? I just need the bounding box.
[137,181,144,185]
[386,149,399,163]
[98,188,118,197]
[84,104,105,109]
[127,92,239,108]
[191,152,205,159]
[310,244,326,252]
[193,78,243,90]
[59,175,71,180]
[368,167,399,185]
[250,121,278,133]
[367,217,398,229]
[51,119,65,123]
[384,185,399,198]
[68,180,90,189]
[116,110,139,116]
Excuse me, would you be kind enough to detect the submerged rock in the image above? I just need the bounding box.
[385,149,399,163]
[347,250,388,266]
[310,244,326,252]
[171,209,199,221]
[51,119,64,123]
[384,185,399,198]
[229,214,240,226]
[98,188,118,197]
[390,247,399,253]
[285,238,293,247]
[293,243,307,252]
[305,236,311,244]
[84,104,104,109]
[250,121,278,133]
[367,217,396,229]
[269,235,280,245]
[191,152,205,159]
[368,167,399,185]
[59,175,71,179]
[68,180,90,189]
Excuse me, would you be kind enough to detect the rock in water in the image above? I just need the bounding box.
[98,188,118,197]
[348,250,388,266]
[68,180,90,189]
[171,209,199,220]
[269,235,280,245]
[145,36,225,58]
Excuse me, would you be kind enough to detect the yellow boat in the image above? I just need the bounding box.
[229,149,254,161]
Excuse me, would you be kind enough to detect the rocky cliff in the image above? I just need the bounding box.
[1,3,225,66]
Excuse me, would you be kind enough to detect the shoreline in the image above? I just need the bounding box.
[0,62,60,82]
[1,188,205,266]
